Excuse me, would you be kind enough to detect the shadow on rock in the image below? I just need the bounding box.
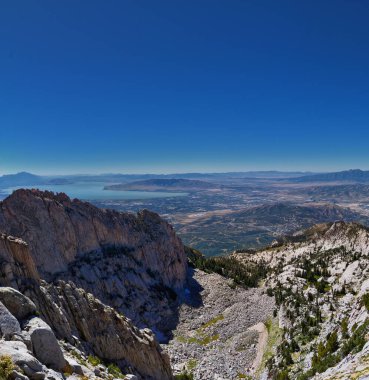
[156,266,204,343]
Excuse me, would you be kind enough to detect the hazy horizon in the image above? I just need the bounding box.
[1,167,369,177]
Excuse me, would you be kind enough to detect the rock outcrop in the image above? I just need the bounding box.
[25,317,67,371]
[0,301,21,339]
[0,283,173,379]
[0,189,186,289]
[0,233,39,289]
[0,287,37,320]
[0,189,187,331]
[0,289,68,380]
[0,189,186,379]
[32,281,172,379]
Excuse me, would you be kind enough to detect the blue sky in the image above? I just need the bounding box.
[1,0,369,174]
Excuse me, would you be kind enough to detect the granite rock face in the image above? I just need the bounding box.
[0,189,186,379]
[33,281,173,379]
[0,300,21,339]
[0,189,187,331]
[0,190,187,332]
[0,189,187,289]
[0,287,37,320]
[25,317,67,371]
[0,284,173,379]
[0,233,39,289]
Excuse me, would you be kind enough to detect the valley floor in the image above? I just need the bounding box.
[162,269,275,379]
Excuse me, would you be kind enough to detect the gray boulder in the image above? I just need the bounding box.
[25,317,66,371]
[0,301,21,339]
[10,370,29,380]
[0,340,43,373]
[11,330,33,351]
[0,287,37,321]
[65,357,84,375]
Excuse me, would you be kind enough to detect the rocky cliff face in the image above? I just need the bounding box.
[234,221,369,380]
[32,281,172,379]
[0,189,187,379]
[0,286,172,380]
[0,189,187,330]
[0,233,39,289]
[0,189,186,289]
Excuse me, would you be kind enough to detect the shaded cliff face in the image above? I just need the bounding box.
[0,189,187,289]
[0,189,187,332]
[0,233,39,289]
[0,188,184,378]
[0,239,173,379]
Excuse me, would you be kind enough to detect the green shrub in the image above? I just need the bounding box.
[107,363,124,378]
[276,370,290,380]
[87,355,101,366]
[362,293,369,311]
[341,320,369,356]
[190,254,267,288]
[237,374,252,379]
[0,356,14,380]
[174,371,194,380]
[340,317,348,337]
[186,359,197,371]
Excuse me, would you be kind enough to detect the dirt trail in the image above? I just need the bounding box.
[248,322,268,373]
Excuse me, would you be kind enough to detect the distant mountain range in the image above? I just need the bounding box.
[0,171,45,187]
[2,169,369,190]
[0,170,315,188]
[104,178,220,192]
[293,169,369,183]
[303,183,369,201]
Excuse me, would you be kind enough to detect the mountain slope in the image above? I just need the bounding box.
[234,221,369,380]
[293,169,369,183]
[0,171,45,187]
[177,202,369,255]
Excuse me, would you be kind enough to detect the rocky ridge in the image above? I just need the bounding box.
[0,189,186,288]
[0,189,187,331]
[0,189,188,379]
[234,221,369,380]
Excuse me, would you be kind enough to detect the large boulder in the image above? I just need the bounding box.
[0,301,21,339]
[0,340,43,374]
[24,317,66,371]
[0,287,37,321]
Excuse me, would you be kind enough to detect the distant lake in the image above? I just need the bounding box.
[0,182,188,201]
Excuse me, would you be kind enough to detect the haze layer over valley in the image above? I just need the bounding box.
[2,170,369,256]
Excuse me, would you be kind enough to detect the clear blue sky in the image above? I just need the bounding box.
[1,0,368,174]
